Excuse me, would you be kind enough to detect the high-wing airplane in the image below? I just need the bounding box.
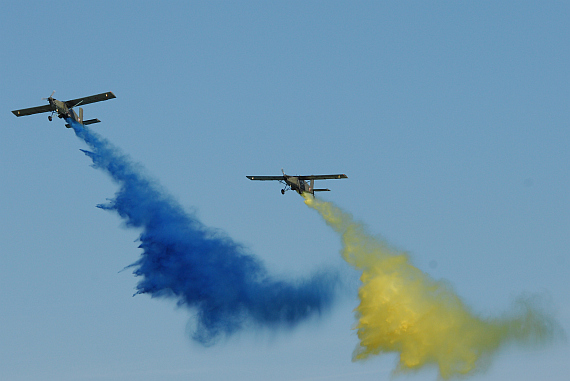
[12,91,116,128]
[247,169,347,196]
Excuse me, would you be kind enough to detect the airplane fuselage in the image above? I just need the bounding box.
[47,98,82,123]
[49,98,70,118]
[284,176,311,194]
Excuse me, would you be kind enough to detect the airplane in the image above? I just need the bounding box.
[247,169,347,196]
[11,91,116,128]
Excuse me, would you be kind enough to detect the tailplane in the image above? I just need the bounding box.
[65,118,101,128]
[82,118,101,126]
[309,179,330,194]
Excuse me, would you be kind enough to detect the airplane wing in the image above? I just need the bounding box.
[65,92,116,108]
[12,104,54,117]
[298,174,348,180]
[246,176,285,181]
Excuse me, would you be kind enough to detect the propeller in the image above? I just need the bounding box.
[42,90,55,101]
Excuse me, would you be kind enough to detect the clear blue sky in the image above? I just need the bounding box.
[1,1,568,380]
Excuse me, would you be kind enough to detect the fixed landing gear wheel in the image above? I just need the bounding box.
[281,189,285,195]
[48,115,52,121]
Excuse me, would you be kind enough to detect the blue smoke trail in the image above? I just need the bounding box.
[69,119,338,344]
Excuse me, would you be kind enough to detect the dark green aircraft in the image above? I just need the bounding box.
[247,169,347,196]
[12,91,116,128]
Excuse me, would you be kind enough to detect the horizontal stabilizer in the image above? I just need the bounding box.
[82,118,101,125]
[65,118,101,128]
[313,188,330,192]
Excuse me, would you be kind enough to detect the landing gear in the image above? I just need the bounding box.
[279,181,291,195]
[48,115,52,121]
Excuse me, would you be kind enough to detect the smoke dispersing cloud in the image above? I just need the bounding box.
[67,118,561,377]
[70,120,339,344]
[304,195,561,379]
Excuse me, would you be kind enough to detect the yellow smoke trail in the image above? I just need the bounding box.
[304,195,559,379]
